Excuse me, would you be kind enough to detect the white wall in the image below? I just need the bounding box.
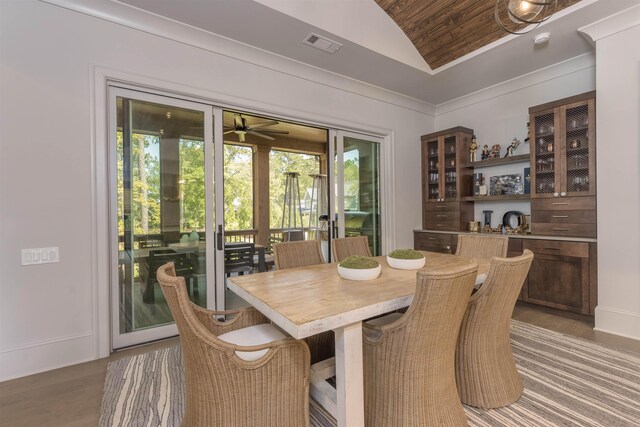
[435,54,596,225]
[581,11,640,340]
[0,0,434,380]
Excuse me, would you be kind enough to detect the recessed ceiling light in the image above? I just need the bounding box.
[534,32,551,45]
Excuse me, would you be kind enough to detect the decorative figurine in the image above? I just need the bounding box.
[524,122,530,144]
[481,144,490,160]
[469,135,478,162]
[491,144,501,159]
[505,138,521,157]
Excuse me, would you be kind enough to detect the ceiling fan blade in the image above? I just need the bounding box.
[247,120,279,130]
[247,129,275,140]
[258,129,289,135]
[223,130,236,135]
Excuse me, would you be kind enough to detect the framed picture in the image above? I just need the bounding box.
[489,174,522,196]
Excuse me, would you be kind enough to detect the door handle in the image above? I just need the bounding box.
[216,224,223,250]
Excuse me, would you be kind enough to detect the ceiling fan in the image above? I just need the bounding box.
[224,113,289,142]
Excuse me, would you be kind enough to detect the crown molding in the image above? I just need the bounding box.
[578,3,640,45]
[435,52,595,115]
[37,0,436,116]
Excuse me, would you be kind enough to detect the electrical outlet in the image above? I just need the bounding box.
[21,247,59,265]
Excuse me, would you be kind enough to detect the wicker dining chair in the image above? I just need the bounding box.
[273,240,325,270]
[331,236,372,262]
[272,240,332,364]
[156,262,311,427]
[363,263,478,427]
[455,234,508,259]
[456,249,534,409]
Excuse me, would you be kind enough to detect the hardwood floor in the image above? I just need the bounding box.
[1,305,638,427]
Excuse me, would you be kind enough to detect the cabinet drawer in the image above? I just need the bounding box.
[532,196,596,211]
[424,218,460,231]
[424,202,459,212]
[533,210,596,224]
[531,223,596,238]
[523,239,589,258]
[414,232,454,253]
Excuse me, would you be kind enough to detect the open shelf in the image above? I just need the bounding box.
[461,194,531,202]
[463,154,529,169]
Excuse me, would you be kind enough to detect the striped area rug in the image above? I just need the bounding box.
[100,320,640,426]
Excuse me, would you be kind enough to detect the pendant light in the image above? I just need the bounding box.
[495,0,558,35]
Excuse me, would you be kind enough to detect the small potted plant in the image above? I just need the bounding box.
[337,255,381,281]
[387,249,426,270]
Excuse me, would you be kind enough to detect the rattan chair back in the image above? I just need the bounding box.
[156,262,310,427]
[456,249,534,409]
[363,262,478,427]
[331,236,372,262]
[455,234,508,259]
[273,240,324,270]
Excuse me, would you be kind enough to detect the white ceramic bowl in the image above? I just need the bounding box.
[337,264,381,281]
[386,256,426,270]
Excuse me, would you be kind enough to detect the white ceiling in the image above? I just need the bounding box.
[103,0,638,104]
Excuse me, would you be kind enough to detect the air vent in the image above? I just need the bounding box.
[303,33,342,54]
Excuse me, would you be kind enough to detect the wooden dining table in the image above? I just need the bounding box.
[227,251,489,427]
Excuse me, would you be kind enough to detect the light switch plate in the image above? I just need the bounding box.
[21,247,59,265]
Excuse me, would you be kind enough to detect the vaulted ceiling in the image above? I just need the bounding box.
[374,0,582,69]
[59,0,638,104]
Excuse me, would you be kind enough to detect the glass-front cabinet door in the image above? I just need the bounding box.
[530,97,595,198]
[109,87,221,349]
[531,109,558,197]
[562,99,595,196]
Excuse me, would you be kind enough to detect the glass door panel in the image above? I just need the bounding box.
[334,131,382,257]
[533,111,556,195]
[110,88,215,348]
[565,103,591,194]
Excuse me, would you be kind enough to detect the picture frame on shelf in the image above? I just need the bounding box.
[489,174,523,196]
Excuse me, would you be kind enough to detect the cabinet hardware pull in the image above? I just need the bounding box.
[436,224,444,227]
[552,228,570,231]
[552,215,569,218]
[427,238,437,240]
[436,205,446,208]
[551,202,569,205]
[544,248,561,251]
[436,214,447,218]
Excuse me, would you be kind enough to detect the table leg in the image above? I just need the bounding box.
[258,246,266,272]
[335,321,365,427]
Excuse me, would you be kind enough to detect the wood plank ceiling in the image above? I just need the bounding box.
[374,0,582,69]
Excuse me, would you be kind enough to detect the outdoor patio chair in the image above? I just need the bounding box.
[224,242,255,277]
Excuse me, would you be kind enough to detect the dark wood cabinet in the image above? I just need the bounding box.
[421,127,474,231]
[529,92,596,239]
[529,92,596,199]
[414,231,456,254]
[522,239,596,315]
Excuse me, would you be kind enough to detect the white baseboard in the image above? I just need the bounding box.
[594,306,640,341]
[0,333,96,382]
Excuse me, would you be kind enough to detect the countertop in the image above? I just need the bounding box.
[414,229,597,243]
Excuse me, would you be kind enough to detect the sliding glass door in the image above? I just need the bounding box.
[332,131,383,257]
[109,87,223,348]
